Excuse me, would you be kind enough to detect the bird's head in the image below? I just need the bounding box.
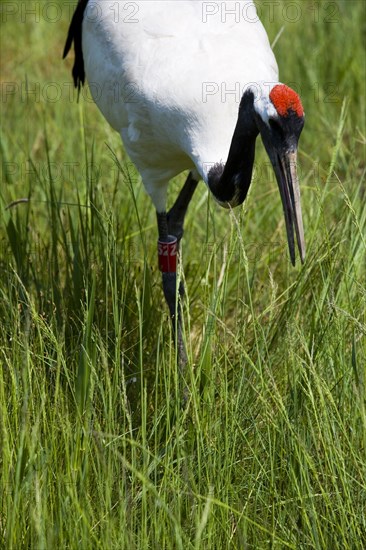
[250,83,305,266]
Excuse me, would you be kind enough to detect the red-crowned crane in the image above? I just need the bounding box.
[64,0,305,370]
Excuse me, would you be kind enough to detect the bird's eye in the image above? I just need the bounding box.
[269,118,281,131]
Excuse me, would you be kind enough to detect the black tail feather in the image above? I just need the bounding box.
[63,0,89,90]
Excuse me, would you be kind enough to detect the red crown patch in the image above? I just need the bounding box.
[269,84,304,117]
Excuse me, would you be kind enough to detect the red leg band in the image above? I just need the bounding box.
[158,236,178,272]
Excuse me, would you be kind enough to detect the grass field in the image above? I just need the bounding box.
[1,0,365,548]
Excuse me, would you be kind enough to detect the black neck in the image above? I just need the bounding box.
[207,91,259,206]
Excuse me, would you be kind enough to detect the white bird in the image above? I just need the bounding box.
[64,0,305,368]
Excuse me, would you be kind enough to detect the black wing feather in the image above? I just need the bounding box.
[63,0,89,90]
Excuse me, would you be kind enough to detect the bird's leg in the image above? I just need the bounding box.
[157,171,199,378]
[167,171,199,240]
[157,212,188,373]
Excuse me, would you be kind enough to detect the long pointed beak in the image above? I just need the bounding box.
[273,150,305,266]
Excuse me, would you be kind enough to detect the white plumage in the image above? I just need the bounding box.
[81,0,278,210]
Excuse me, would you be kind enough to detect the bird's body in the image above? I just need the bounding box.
[64,0,305,376]
[81,0,278,209]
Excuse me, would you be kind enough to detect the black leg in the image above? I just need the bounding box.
[167,171,199,240]
[156,171,199,384]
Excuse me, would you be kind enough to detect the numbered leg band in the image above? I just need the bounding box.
[158,236,178,273]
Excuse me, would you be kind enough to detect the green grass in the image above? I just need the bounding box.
[1,0,365,548]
